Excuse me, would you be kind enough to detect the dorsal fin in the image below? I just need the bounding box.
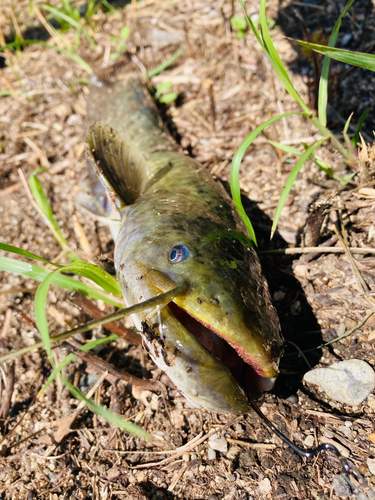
[86,77,181,209]
[87,122,151,208]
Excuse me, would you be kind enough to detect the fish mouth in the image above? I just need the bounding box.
[168,301,275,397]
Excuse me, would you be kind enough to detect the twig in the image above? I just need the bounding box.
[0,363,15,419]
[260,246,375,255]
[65,338,162,392]
[0,284,187,363]
[332,225,373,303]
[131,430,216,468]
[9,7,23,42]
[33,5,66,49]
[286,308,375,356]
[72,293,142,346]
[0,308,12,338]
[226,438,276,449]
[0,69,26,103]
[21,137,50,169]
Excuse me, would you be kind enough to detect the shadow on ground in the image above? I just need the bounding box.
[241,194,322,400]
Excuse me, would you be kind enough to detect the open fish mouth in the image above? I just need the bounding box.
[167,301,275,398]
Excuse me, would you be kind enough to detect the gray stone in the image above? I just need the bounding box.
[208,433,228,453]
[303,359,375,406]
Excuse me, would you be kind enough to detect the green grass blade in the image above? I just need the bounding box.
[0,242,62,267]
[40,334,118,393]
[343,112,354,135]
[29,169,68,250]
[295,41,375,72]
[318,0,356,126]
[0,256,121,306]
[63,376,154,441]
[342,173,356,184]
[268,140,302,156]
[49,44,93,73]
[269,141,349,184]
[147,45,186,78]
[271,138,327,237]
[258,0,310,113]
[28,170,80,261]
[41,3,96,48]
[159,92,178,104]
[35,272,55,364]
[57,261,122,296]
[239,0,264,48]
[1,39,93,74]
[35,262,122,365]
[352,108,370,146]
[230,112,308,246]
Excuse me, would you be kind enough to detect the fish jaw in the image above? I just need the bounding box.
[140,267,281,385]
[172,288,281,385]
[116,255,279,413]
[116,263,252,414]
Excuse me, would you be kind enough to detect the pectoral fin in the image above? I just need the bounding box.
[87,122,150,208]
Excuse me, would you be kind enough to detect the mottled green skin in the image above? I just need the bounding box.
[87,77,283,413]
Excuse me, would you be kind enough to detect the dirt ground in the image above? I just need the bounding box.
[1,0,375,498]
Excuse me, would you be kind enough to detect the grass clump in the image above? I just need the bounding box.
[231,0,374,243]
[0,172,157,441]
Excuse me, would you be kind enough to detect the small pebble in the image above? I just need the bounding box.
[273,290,285,301]
[324,429,334,439]
[286,394,298,404]
[207,448,216,461]
[67,114,81,126]
[339,425,352,438]
[171,410,185,428]
[290,300,301,315]
[304,435,315,447]
[258,478,271,494]
[79,373,98,393]
[359,465,369,475]
[303,359,375,406]
[368,458,375,475]
[208,434,228,453]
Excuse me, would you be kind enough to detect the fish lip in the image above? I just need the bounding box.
[168,300,277,395]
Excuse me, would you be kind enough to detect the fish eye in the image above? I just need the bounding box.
[169,244,189,263]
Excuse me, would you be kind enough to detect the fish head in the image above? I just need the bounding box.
[115,194,284,413]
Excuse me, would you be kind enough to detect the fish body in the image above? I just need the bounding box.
[86,76,283,413]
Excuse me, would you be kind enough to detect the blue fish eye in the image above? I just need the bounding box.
[169,244,189,263]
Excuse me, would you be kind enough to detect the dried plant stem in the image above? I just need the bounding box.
[261,246,375,255]
[0,284,187,364]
